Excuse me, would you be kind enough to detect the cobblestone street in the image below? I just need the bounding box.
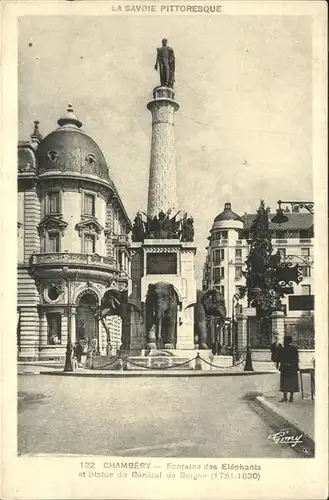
[17,373,302,458]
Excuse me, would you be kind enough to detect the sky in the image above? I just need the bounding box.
[18,14,313,284]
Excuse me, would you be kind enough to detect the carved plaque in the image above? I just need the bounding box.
[146,252,177,275]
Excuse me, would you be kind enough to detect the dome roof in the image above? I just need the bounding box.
[36,105,110,182]
[214,202,243,222]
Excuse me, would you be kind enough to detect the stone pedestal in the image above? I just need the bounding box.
[271,310,285,345]
[131,240,197,351]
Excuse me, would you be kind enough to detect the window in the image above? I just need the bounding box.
[301,285,311,295]
[235,266,243,280]
[84,193,95,216]
[212,231,220,241]
[86,154,96,166]
[220,286,225,297]
[213,267,221,283]
[300,229,311,239]
[46,192,60,214]
[213,250,222,265]
[47,232,60,252]
[47,150,58,162]
[220,231,228,240]
[220,267,225,278]
[302,267,311,277]
[84,234,95,254]
[301,248,310,258]
[276,230,286,239]
[235,248,242,261]
[47,313,61,344]
[48,286,60,301]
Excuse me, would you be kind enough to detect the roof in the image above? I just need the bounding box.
[243,213,313,230]
[213,202,243,224]
[36,106,110,182]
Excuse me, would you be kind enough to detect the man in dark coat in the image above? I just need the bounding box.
[277,335,299,402]
[270,332,282,369]
[74,342,83,364]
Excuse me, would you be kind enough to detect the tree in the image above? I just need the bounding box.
[241,200,286,346]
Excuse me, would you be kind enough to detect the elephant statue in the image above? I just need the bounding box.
[190,289,227,350]
[99,289,143,351]
[192,290,209,349]
[145,282,178,349]
[201,288,226,318]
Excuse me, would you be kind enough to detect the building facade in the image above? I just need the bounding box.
[17,107,131,360]
[203,202,314,348]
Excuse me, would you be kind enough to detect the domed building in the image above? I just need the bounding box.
[202,202,244,318]
[17,106,132,360]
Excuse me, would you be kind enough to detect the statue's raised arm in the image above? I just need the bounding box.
[154,38,175,88]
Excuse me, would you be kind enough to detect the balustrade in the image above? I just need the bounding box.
[30,252,117,267]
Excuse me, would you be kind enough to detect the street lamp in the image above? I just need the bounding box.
[244,288,259,372]
[231,293,240,362]
[63,266,73,372]
[271,200,314,224]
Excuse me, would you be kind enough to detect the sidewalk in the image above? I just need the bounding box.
[259,390,314,441]
[252,388,315,457]
[18,362,63,374]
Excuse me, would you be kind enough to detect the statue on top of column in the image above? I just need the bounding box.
[154,38,175,88]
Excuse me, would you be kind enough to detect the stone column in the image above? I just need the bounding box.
[39,310,48,347]
[71,307,76,344]
[271,310,285,345]
[236,314,247,352]
[62,312,68,345]
[147,86,179,216]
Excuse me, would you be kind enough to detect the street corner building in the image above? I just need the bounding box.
[202,202,314,359]
[17,106,132,361]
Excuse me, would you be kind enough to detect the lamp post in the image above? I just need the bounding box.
[231,293,240,362]
[271,200,314,224]
[244,288,259,372]
[63,266,73,372]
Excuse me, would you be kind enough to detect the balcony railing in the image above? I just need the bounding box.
[212,239,228,247]
[30,252,117,268]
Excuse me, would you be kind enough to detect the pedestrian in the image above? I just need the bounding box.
[74,342,83,364]
[277,335,300,403]
[91,336,98,356]
[270,332,282,369]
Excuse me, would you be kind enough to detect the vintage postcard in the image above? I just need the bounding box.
[1,1,328,499]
